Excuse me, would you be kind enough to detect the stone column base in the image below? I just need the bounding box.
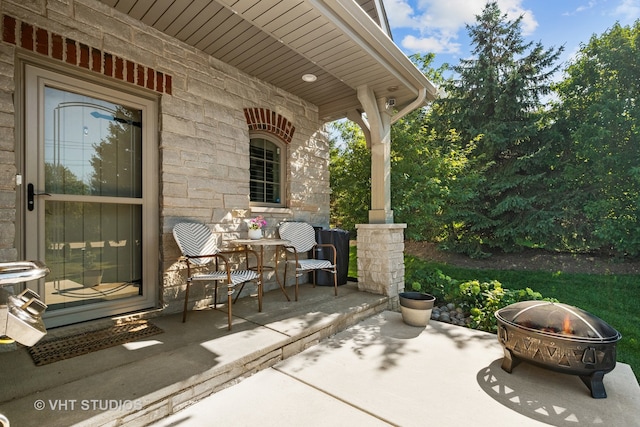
[355,223,406,310]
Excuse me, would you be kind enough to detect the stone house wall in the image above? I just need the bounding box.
[0,0,331,316]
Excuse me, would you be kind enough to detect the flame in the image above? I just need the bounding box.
[562,314,573,335]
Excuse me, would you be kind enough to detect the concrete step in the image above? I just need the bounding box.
[0,283,387,427]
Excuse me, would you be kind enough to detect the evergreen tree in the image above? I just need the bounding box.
[429,2,563,255]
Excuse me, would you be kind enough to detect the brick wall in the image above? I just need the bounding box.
[0,0,331,313]
[2,14,172,94]
[244,108,295,144]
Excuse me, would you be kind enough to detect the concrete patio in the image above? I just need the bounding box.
[153,312,640,427]
[0,283,638,426]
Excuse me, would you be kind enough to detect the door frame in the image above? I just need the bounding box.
[16,54,159,327]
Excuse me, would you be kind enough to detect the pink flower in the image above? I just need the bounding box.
[249,215,267,230]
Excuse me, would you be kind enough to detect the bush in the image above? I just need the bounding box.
[408,266,555,333]
[408,268,459,302]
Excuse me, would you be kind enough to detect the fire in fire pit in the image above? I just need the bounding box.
[495,301,622,398]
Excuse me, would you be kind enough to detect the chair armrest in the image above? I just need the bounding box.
[315,243,337,263]
[179,253,219,262]
[180,253,231,266]
[179,253,231,279]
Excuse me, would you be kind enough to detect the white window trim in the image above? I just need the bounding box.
[249,132,287,208]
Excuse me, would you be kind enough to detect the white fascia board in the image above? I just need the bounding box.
[316,0,437,101]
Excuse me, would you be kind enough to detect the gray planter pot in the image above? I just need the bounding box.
[399,292,436,327]
[83,269,103,288]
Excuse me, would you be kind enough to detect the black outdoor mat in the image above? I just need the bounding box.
[28,320,163,366]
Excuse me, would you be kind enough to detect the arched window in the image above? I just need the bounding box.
[250,136,284,206]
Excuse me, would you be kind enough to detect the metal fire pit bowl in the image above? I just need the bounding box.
[495,301,621,399]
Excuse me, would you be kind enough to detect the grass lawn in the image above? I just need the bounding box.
[348,246,640,381]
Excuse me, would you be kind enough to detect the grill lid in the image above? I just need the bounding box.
[495,301,621,342]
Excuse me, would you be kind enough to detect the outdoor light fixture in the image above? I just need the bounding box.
[302,73,317,82]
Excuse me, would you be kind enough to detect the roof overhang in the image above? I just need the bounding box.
[99,0,437,122]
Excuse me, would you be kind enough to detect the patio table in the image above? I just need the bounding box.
[230,238,291,310]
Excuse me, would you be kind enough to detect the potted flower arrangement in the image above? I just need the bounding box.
[248,215,266,239]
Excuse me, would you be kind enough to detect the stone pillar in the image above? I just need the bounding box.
[356,223,406,310]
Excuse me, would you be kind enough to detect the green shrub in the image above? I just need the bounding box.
[404,255,639,382]
[408,268,459,302]
[408,265,555,333]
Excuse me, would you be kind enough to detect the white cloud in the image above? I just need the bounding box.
[384,0,422,28]
[414,0,477,31]
[498,0,538,35]
[387,0,538,54]
[612,0,640,22]
[401,34,461,53]
[576,1,598,13]
[563,0,640,22]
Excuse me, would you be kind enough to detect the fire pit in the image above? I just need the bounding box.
[495,301,621,398]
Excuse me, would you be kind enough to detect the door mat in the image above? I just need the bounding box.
[28,320,163,366]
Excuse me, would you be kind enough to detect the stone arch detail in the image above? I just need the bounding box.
[243,108,295,144]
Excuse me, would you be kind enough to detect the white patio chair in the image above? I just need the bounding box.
[278,222,337,301]
[173,222,260,330]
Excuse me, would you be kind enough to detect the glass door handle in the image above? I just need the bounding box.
[27,183,50,211]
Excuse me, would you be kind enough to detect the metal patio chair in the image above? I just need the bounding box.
[278,222,337,301]
[173,222,260,330]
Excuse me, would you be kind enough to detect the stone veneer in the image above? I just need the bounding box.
[355,223,406,310]
[0,0,330,315]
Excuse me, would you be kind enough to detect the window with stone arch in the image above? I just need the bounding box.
[244,108,295,207]
[249,134,285,206]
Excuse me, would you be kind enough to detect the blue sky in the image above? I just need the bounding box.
[385,0,640,78]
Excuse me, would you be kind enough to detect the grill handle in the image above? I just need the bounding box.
[0,261,50,285]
